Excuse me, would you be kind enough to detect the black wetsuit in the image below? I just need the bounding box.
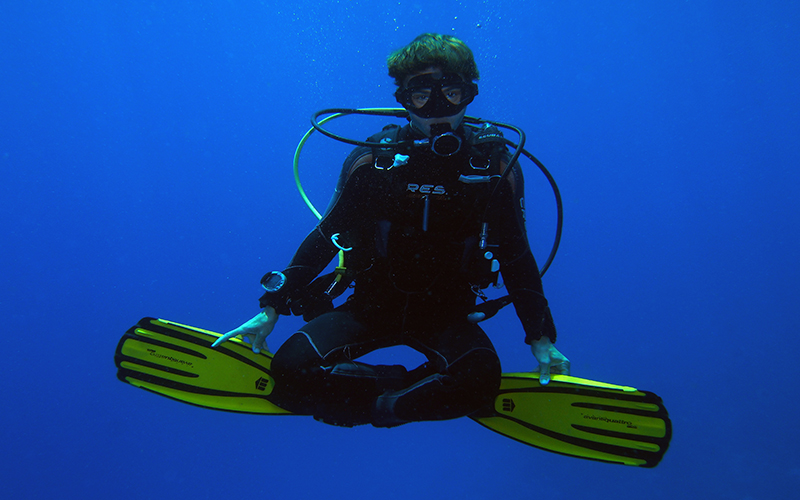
[262,124,555,427]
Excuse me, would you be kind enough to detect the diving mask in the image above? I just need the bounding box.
[395,73,478,119]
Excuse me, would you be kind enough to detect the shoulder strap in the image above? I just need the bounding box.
[468,123,505,148]
[366,123,402,143]
[368,124,407,170]
[464,123,506,175]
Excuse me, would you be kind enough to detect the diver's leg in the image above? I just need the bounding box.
[372,321,502,427]
[269,310,408,426]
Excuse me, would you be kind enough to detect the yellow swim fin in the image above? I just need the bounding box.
[116,318,670,466]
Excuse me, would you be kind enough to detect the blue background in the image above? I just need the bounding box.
[2,1,798,498]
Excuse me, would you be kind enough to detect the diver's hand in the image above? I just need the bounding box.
[212,306,278,354]
[531,336,570,385]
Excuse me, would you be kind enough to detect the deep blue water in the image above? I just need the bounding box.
[2,1,799,499]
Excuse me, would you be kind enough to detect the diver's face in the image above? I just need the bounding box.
[402,67,468,136]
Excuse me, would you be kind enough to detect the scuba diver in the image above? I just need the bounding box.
[212,33,570,427]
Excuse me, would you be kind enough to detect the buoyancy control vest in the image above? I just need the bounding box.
[352,123,509,294]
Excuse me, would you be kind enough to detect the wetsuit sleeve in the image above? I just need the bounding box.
[259,146,372,315]
[493,160,557,344]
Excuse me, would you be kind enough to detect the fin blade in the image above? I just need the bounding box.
[472,372,671,467]
[115,317,290,415]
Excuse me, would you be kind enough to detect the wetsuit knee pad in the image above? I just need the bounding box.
[268,332,335,416]
[447,348,502,405]
[270,332,330,394]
